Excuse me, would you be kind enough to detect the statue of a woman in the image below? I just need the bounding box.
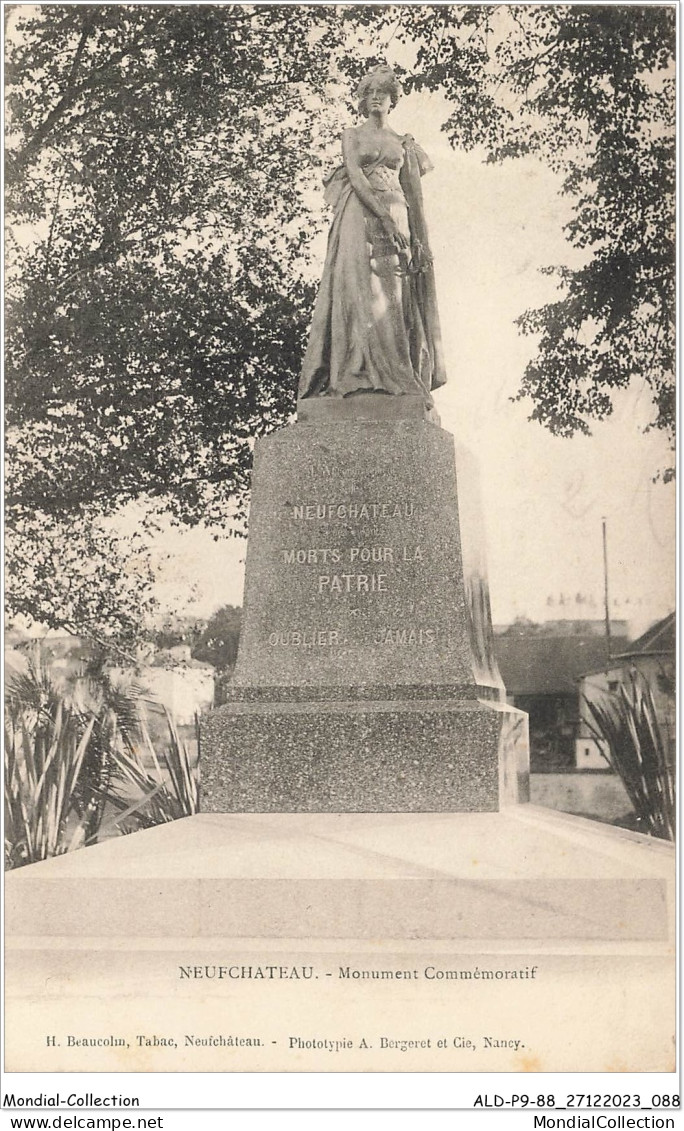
[298,65,446,409]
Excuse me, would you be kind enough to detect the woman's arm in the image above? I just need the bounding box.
[341,129,409,251]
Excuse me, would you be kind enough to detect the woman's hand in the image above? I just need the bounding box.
[382,215,409,253]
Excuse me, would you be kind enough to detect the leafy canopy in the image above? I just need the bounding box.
[6,4,356,640]
[399,5,675,455]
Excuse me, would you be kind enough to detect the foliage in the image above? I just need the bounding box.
[6,4,354,639]
[5,666,98,868]
[191,604,242,672]
[5,5,351,517]
[583,670,675,841]
[4,649,199,869]
[152,615,204,653]
[5,509,160,648]
[400,5,675,465]
[103,704,200,830]
[6,6,675,640]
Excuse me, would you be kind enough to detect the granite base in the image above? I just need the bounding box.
[201,696,528,813]
[200,418,528,812]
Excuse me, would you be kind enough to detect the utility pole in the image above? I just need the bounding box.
[602,516,612,662]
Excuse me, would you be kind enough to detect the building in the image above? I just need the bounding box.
[142,644,215,725]
[494,620,629,773]
[578,611,675,766]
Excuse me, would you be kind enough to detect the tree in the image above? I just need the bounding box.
[6,5,675,643]
[5,6,356,519]
[6,4,357,639]
[191,604,242,672]
[5,505,160,649]
[399,5,675,464]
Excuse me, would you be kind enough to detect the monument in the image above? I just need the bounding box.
[5,65,674,1077]
[201,65,529,812]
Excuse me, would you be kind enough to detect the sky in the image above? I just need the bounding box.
[151,86,675,640]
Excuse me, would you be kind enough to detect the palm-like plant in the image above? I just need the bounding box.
[583,669,675,841]
[103,703,199,830]
[4,648,199,869]
[5,696,98,867]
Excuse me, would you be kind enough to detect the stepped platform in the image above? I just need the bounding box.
[5,806,674,1073]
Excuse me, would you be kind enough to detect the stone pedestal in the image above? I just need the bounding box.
[201,408,528,812]
[4,809,675,1073]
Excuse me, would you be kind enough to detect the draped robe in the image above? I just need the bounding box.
[298,133,446,405]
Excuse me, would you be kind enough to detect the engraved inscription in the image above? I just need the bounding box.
[350,546,394,562]
[282,548,341,564]
[318,574,387,594]
[305,459,358,495]
[292,502,414,520]
[375,627,437,645]
[281,545,423,568]
[268,631,340,647]
[266,494,436,650]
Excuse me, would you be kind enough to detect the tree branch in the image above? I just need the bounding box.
[65,12,94,88]
[43,165,69,280]
[10,24,151,174]
[62,621,142,666]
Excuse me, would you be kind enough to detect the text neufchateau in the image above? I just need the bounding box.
[178,965,539,981]
[291,502,414,521]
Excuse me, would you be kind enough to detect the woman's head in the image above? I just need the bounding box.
[356,65,402,117]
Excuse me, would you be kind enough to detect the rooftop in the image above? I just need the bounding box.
[613,611,675,658]
[496,631,630,695]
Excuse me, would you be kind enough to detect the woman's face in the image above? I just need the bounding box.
[365,76,392,116]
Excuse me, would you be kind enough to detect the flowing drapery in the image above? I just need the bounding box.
[299,136,446,404]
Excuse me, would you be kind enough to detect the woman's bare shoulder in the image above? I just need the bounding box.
[341,127,360,153]
[341,125,363,148]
